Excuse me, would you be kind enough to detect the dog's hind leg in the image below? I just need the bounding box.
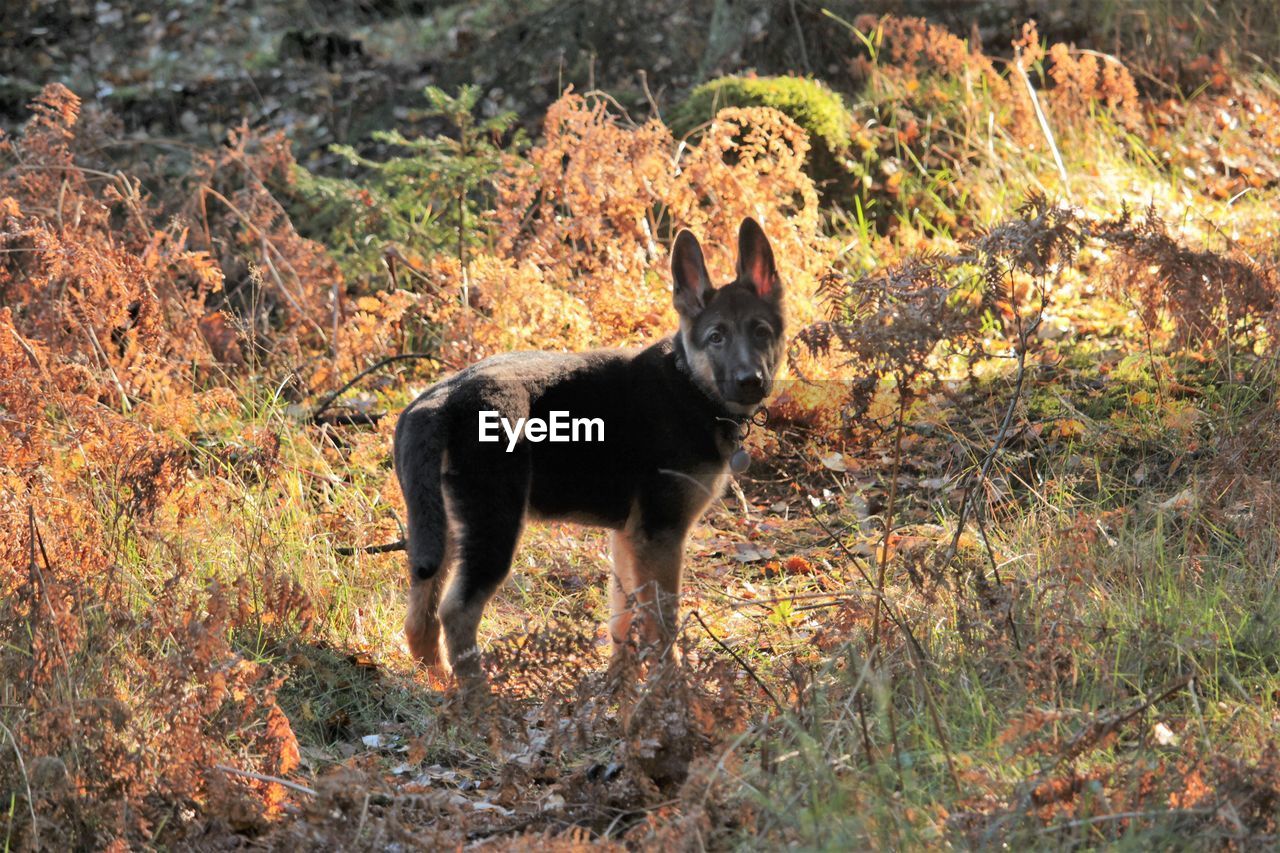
[405,577,441,666]
[404,532,452,669]
[438,452,530,690]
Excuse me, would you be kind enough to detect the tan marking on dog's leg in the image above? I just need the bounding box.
[405,576,441,664]
[627,529,687,654]
[438,571,490,690]
[405,529,452,680]
[609,530,640,666]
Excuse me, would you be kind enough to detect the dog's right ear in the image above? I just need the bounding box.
[671,229,712,320]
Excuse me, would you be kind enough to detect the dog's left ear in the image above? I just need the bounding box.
[736,217,780,300]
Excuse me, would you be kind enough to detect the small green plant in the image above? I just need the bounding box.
[293,85,523,298]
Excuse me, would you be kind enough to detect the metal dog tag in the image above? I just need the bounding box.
[729,447,751,474]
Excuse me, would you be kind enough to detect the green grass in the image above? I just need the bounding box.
[723,329,1280,845]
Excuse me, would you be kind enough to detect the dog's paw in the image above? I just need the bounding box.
[423,663,451,691]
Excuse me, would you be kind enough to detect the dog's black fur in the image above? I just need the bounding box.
[393,218,785,685]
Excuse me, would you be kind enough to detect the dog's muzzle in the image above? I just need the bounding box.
[726,371,767,406]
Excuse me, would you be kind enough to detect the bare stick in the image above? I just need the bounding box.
[0,720,39,848]
[7,325,48,378]
[1039,808,1213,836]
[638,70,661,120]
[872,391,908,650]
[336,538,407,557]
[691,610,785,716]
[1013,57,1071,198]
[332,278,341,363]
[78,320,129,410]
[789,0,812,72]
[214,763,317,797]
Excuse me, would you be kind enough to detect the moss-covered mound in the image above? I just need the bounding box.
[668,74,855,192]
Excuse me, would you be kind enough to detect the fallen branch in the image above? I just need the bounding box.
[214,763,317,797]
[336,537,407,557]
[313,410,387,428]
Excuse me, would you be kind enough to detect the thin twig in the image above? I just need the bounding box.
[336,538,407,557]
[332,278,341,363]
[199,186,329,342]
[311,353,438,422]
[789,0,812,72]
[1056,675,1192,769]
[637,70,661,120]
[716,588,875,609]
[952,313,1029,651]
[805,503,961,791]
[0,721,39,849]
[994,672,1195,850]
[805,504,930,667]
[1013,56,1071,198]
[690,610,785,715]
[1037,807,1213,835]
[7,325,49,379]
[28,507,75,699]
[78,320,129,410]
[872,391,908,649]
[214,764,317,797]
[940,266,1043,608]
[983,676,1194,849]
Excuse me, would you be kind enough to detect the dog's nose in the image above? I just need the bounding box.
[735,371,764,396]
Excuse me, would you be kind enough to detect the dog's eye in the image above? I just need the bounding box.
[753,325,772,342]
[707,329,725,345]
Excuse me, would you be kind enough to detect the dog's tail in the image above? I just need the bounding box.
[394,405,449,666]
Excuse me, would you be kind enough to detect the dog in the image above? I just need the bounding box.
[393,218,785,687]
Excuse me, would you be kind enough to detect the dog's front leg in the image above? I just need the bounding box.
[610,526,686,660]
[608,529,638,657]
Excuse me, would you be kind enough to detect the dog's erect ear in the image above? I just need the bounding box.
[672,229,712,319]
[736,217,780,300]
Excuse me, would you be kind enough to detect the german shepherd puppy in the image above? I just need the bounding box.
[393,218,784,687]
